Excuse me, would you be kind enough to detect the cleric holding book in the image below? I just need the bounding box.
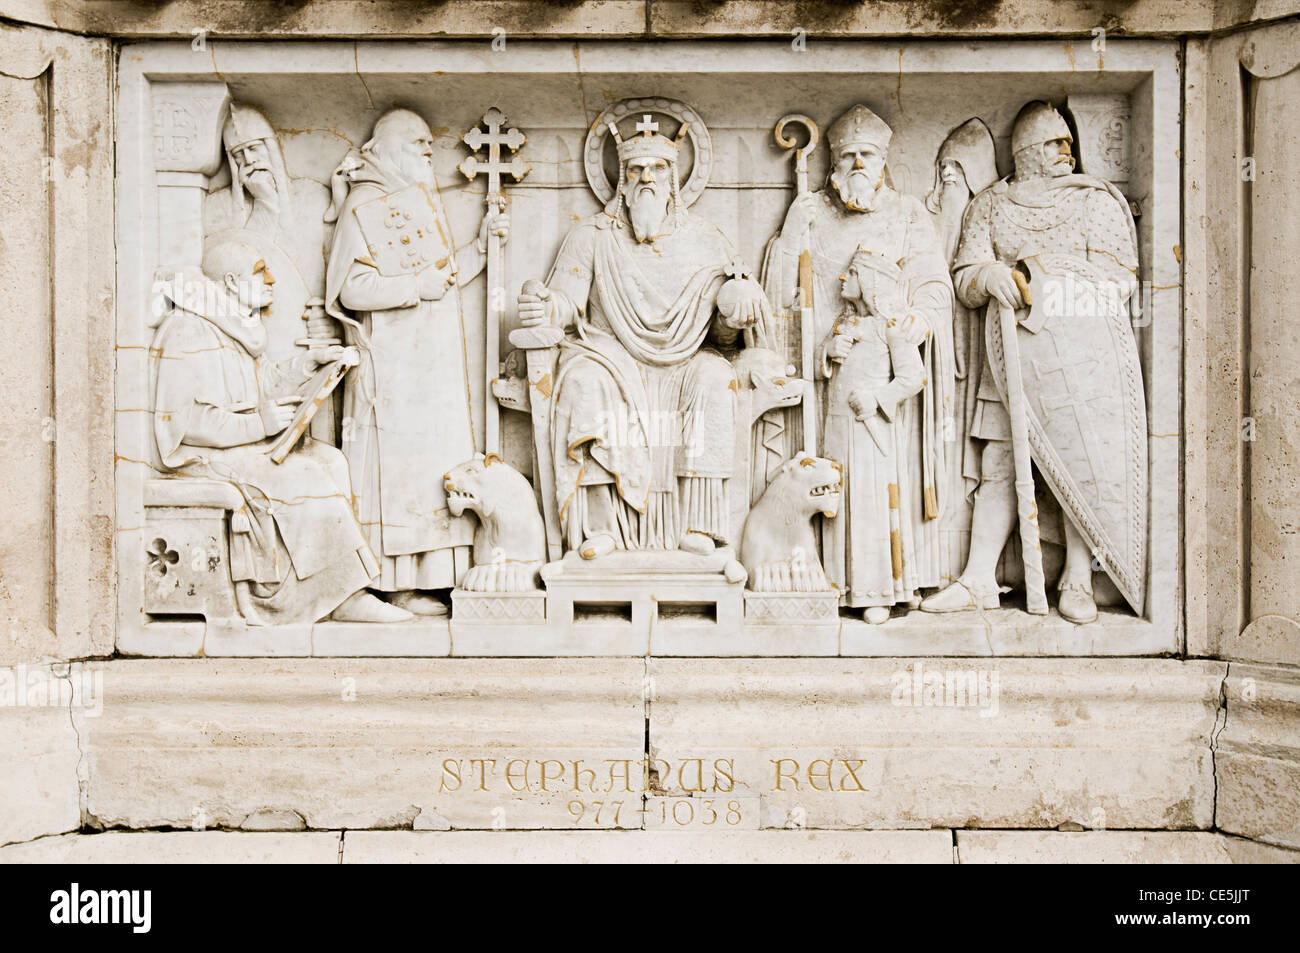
[150,239,406,624]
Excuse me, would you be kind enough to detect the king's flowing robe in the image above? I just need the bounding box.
[325,157,475,590]
[150,276,377,624]
[765,187,955,590]
[546,210,760,551]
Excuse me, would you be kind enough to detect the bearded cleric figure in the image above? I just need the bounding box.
[326,108,509,615]
[518,115,772,559]
[925,118,999,585]
[204,105,331,357]
[922,101,1145,624]
[764,104,954,594]
[205,104,330,273]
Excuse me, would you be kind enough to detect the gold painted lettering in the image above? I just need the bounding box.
[438,758,462,793]
[713,758,735,793]
[772,758,800,791]
[840,759,868,792]
[538,759,565,792]
[506,758,531,792]
[807,758,833,791]
[469,758,496,792]
[605,759,635,793]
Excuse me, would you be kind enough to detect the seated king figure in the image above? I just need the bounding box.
[518,116,772,560]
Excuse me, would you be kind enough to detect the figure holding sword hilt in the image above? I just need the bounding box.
[922,101,1147,623]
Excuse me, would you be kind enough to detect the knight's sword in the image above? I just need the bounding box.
[997,296,1048,615]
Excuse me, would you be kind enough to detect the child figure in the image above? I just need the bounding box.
[819,246,927,623]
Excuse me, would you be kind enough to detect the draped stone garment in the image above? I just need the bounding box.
[150,277,376,624]
[546,211,754,549]
[822,313,928,607]
[765,187,954,589]
[324,156,474,590]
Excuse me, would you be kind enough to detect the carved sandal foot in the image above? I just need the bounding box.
[864,606,891,625]
[389,590,450,616]
[579,534,617,560]
[1057,583,1097,624]
[331,590,414,624]
[679,531,715,556]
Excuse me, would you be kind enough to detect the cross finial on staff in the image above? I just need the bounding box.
[458,107,529,196]
[635,114,659,138]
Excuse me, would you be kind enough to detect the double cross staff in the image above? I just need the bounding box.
[774,114,820,455]
[459,108,529,456]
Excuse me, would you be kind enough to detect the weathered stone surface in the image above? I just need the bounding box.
[0,669,82,845]
[649,658,1225,830]
[342,829,951,863]
[0,831,341,863]
[0,22,115,665]
[1219,835,1300,864]
[1216,663,1300,849]
[956,831,1240,864]
[647,1,1299,37]
[7,1,649,37]
[8,1,1300,38]
[0,0,1297,865]
[82,659,645,831]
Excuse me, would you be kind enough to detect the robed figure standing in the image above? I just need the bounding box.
[924,118,1000,585]
[325,108,509,615]
[764,104,954,598]
[821,247,929,623]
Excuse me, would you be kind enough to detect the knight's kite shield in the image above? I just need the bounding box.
[986,253,1148,615]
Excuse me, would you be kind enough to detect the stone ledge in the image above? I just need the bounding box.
[1216,662,1300,849]
[649,658,1226,830]
[0,831,341,863]
[2,1,650,38]
[80,659,646,832]
[10,1,1300,39]
[123,605,1171,658]
[66,657,1238,835]
[956,830,1299,863]
[341,829,952,863]
[3,829,1292,863]
[646,0,1298,38]
[0,666,83,846]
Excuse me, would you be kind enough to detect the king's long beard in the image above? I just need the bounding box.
[627,186,670,243]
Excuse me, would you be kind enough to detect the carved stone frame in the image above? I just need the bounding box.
[114,38,1182,657]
